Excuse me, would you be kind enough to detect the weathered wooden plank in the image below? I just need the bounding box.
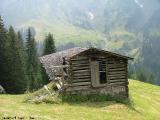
[71,63,90,67]
[107,60,126,63]
[71,56,88,61]
[66,86,90,91]
[72,78,90,83]
[72,69,90,73]
[72,82,91,86]
[107,64,126,67]
[72,76,91,79]
[109,81,126,85]
[108,74,126,77]
[72,72,90,76]
[72,67,90,71]
[108,71,126,74]
[108,63,125,65]
[109,79,126,83]
[71,59,89,62]
[72,61,89,65]
[107,61,125,64]
[109,78,126,81]
[109,76,126,80]
[107,58,126,60]
[108,68,126,72]
[108,66,126,69]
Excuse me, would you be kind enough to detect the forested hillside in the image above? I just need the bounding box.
[0,0,160,85]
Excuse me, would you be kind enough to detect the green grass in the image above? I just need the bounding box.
[0,80,160,120]
[18,19,106,47]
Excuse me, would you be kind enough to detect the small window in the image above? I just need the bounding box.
[99,61,107,84]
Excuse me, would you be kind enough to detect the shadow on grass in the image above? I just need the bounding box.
[24,92,141,114]
[61,94,141,114]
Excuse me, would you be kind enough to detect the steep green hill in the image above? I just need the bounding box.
[0,80,160,120]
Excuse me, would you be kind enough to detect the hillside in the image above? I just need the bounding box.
[0,80,160,120]
[0,0,160,84]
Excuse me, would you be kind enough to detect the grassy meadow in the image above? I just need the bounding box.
[0,80,160,120]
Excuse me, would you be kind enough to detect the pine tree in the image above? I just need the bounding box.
[3,26,28,93]
[0,16,8,89]
[43,33,56,55]
[41,33,56,84]
[17,31,28,88]
[26,28,42,91]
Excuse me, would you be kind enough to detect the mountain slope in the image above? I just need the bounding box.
[0,0,159,45]
[0,0,160,84]
[0,80,160,120]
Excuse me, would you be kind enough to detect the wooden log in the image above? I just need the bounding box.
[72,66,90,71]
[72,72,90,76]
[107,61,125,64]
[71,59,89,62]
[108,68,126,72]
[72,78,90,83]
[67,84,90,88]
[72,69,90,73]
[108,62,127,64]
[108,73,126,77]
[72,76,91,79]
[109,81,126,85]
[71,63,90,67]
[66,86,90,91]
[72,82,91,86]
[71,58,89,61]
[109,79,126,83]
[107,64,126,67]
[71,57,88,61]
[108,71,126,74]
[109,65,125,69]
[72,61,89,65]
[109,76,126,80]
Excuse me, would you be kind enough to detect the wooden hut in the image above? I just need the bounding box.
[40,47,133,97]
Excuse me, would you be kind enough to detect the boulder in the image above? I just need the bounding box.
[0,85,6,94]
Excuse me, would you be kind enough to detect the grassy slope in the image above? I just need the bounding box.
[0,80,160,120]
[18,19,106,47]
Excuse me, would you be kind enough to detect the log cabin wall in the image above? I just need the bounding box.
[107,56,128,96]
[66,56,91,91]
[107,57,127,84]
[65,53,129,97]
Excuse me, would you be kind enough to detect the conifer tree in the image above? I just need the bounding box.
[41,33,56,84]
[0,16,8,89]
[26,28,42,90]
[43,33,56,55]
[17,31,28,86]
[4,26,27,93]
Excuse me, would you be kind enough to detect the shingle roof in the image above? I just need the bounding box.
[39,47,88,79]
[40,47,133,80]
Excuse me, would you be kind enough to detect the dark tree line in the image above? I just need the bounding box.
[0,16,56,94]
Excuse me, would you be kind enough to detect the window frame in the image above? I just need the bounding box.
[98,60,107,84]
[91,59,108,88]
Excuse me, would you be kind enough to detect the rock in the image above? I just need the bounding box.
[0,85,6,94]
